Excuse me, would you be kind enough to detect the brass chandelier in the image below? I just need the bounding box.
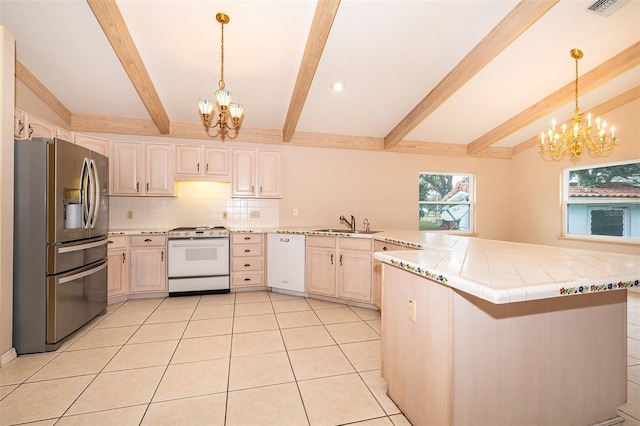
[197,13,244,135]
[539,48,617,161]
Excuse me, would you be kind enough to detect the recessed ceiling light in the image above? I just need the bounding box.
[330,81,346,92]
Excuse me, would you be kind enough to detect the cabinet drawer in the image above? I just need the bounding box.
[130,235,166,247]
[306,235,336,249]
[339,237,372,252]
[374,240,403,252]
[107,236,127,249]
[232,245,263,257]
[232,273,264,287]
[232,259,263,272]
[232,233,263,244]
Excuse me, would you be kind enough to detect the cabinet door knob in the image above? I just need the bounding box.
[383,246,388,251]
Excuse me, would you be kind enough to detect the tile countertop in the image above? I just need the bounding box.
[372,233,640,304]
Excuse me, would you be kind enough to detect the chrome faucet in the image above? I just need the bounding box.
[339,214,356,232]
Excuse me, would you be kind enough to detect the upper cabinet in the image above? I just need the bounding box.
[14,108,72,143]
[112,141,174,196]
[231,148,282,198]
[73,134,110,157]
[175,145,230,181]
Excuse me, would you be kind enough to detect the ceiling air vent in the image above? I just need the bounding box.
[585,0,630,16]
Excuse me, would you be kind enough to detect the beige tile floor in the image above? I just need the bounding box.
[3,291,640,426]
[0,291,410,426]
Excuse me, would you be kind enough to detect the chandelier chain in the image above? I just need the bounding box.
[219,20,225,90]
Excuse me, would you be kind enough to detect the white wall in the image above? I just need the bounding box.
[0,26,16,364]
[510,98,640,256]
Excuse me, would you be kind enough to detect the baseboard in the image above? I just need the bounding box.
[0,347,17,367]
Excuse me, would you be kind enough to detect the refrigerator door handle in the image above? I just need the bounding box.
[80,157,91,229]
[58,261,107,284]
[89,159,100,229]
[57,239,107,254]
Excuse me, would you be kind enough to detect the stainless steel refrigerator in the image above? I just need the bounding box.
[13,137,109,354]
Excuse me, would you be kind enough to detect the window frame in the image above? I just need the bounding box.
[561,159,640,244]
[418,172,475,234]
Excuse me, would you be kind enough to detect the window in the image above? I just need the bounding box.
[564,160,640,241]
[418,173,473,232]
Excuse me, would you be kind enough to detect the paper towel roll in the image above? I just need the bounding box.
[65,204,82,229]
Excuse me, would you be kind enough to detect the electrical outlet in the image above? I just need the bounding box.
[293,208,299,217]
[127,211,133,219]
[407,299,416,321]
[250,211,260,219]
[222,211,228,219]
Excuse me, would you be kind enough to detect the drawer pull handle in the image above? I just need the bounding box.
[197,163,200,173]
[244,278,251,281]
[340,254,343,266]
[107,240,114,244]
[383,246,388,251]
[244,263,251,267]
[144,238,152,242]
[122,252,126,263]
[244,236,251,240]
[161,251,164,261]
[146,182,149,191]
[330,253,334,265]
[244,249,251,253]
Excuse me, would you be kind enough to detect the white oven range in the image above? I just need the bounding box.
[167,226,230,296]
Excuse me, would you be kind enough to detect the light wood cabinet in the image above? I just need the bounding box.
[112,141,173,196]
[107,236,128,300]
[231,233,265,288]
[129,235,167,294]
[56,127,72,143]
[231,149,282,198]
[14,108,26,138]
[306,236,373,303]
[74,134,110,157]
[175,145,229,180]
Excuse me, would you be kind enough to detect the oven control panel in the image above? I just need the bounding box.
[168,227,229,239]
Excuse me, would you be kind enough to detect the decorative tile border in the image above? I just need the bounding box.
[382,237,423,249]
[389,259,448,284]
[559,280,640,296]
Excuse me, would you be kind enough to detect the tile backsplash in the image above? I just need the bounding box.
[109,181,279,230]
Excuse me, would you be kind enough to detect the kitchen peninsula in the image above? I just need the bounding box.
[373,234,640,426]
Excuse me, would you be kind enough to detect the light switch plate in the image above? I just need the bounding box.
[407,299,416,321]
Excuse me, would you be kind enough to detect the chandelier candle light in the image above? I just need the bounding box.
[540,48,617,161]
[197,12,244,135]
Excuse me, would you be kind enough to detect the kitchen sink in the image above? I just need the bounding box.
[313,229,380,234]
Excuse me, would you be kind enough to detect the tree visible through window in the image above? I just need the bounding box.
[419,173,473,232]
[565,161,640,239]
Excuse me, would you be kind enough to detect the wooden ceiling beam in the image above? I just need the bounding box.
[468,41,640,155]
[16,60,72,125]
[383,0,558,150]
[282,0,341,143]
[86,0,171,134]
[511,85,640,157]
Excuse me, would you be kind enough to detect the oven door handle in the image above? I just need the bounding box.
[169,242,228,248]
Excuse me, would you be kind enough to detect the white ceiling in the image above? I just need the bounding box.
[1,0,639,155]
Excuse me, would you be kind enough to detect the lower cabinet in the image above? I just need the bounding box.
[129,235,167,295]
[231,233,265,288]
[306,236,373,303]
[107,236,128,299]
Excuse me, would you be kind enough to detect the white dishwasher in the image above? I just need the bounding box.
[267,233,306,294]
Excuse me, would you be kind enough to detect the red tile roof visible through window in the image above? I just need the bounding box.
[570,182,640,198]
